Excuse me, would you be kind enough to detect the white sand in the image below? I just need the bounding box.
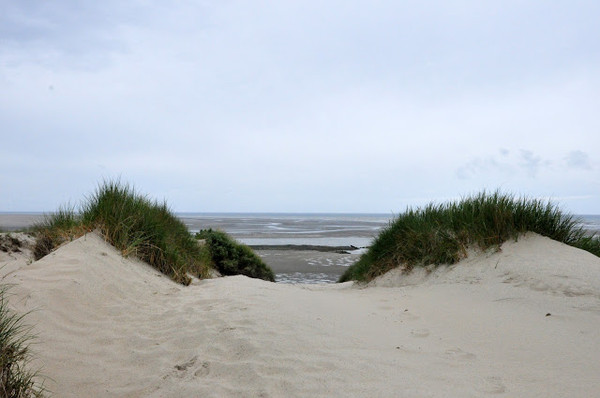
[2,232,600,397]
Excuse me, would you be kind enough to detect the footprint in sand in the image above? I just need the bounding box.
[194,361,211,377]
[476,376,506,394]
[174,355,198,372]
[170,356,212,379]
[402,310,420,321]
[442,347,476,361]
[410,329,430,338]
[164,356,200,380]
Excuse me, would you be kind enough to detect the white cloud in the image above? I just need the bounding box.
[518,150,543,177]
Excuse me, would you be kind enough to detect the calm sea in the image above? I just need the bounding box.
[578,215,600,235]
[178,213,392,248]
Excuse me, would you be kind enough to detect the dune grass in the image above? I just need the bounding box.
[33,181,212,285]
[196,229,275,282]
[340,191,600,283]
[573,234,600,257]
[80,181,213,284]
[33,205,85,261]
[0,286,45,397]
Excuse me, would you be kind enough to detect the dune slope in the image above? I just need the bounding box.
[3,232,600,397]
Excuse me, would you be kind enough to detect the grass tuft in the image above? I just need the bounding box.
[340,191,600,283]
[79,181,211,284]
[33,205,85,260]
[0,286,45,397]
[573,235,600,257]
[196,229,275,282]
[33,180,214,284]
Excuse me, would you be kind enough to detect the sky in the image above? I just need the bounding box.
[1,1,599,214]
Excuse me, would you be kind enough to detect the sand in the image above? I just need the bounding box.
[2,232,600,397]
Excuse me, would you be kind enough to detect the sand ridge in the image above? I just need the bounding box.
[2,232,600,397]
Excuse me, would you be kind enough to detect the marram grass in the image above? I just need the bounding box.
[33,204,86,261]
[34,181,213,285]
[0,285,45,397]
[340,191,600,283]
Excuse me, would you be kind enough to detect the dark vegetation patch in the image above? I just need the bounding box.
[339,191,600,283]
[196,229,275,282]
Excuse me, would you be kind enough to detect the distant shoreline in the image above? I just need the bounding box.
[1,212,599,235]
[249,244,362,253]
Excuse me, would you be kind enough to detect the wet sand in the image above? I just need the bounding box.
[0,213,44,231]
[255,249,359,283]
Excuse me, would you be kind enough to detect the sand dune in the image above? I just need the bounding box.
[2,232,600,397]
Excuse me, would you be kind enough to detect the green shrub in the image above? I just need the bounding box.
[340,191,598,283]
[196,229,275,282]
[0,286,45,397]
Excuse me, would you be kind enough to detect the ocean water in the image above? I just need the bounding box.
[179,213,392,284]
[178,213,391,247]
[579,214,600,235]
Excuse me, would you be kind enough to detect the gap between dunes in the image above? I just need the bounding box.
[2,232,600,397]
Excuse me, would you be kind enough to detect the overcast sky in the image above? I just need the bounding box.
[1,1,599,214]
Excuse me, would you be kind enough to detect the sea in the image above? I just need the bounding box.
[1,213,599,284]
[178,213,392,284]
[178,213,390,247]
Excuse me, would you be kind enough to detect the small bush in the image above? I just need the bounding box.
[196,229,275,282]
[0,286,45,397]
[340,191,599,283]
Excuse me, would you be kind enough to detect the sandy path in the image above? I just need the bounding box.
[2,232,600,397]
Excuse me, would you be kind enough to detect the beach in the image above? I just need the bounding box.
[2,231,600,397]
[3,1,599,395]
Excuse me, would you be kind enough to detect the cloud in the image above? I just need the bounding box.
[518,150,543,177]
[456,148,519,180]
[456,149,565,180]
[1,1,600,213]
[456,157,506,180]
[0,2,138,70]
[565,150,592,170]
